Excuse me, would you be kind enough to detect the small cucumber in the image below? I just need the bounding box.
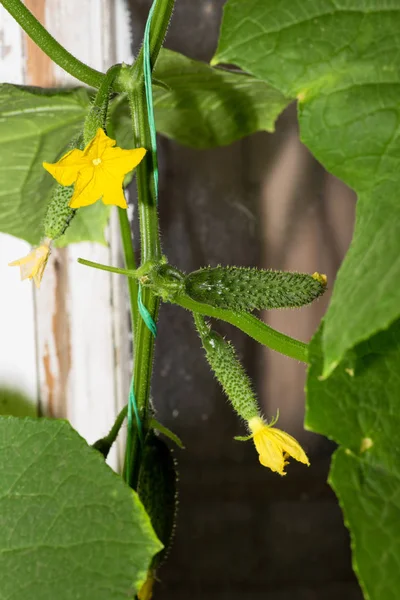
[194,314,259,422]
[138,431,178,569]
[43,184,75,240]
[185,266,327,311]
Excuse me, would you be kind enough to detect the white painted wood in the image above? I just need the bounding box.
[0,9,37,408]
[0,0,134,469]
[37,0,134,470]
[0,8,24,83]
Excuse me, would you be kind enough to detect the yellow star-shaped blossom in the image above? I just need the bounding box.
[43,128,146,209]
[9,240,51,289]
[248,415,309,475]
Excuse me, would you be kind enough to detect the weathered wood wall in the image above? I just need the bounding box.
[0,0,133,469]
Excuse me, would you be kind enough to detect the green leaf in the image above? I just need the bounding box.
[150,418,185,449]
[306,320,400,599]
[0,417,162,600]
[0,84,91,245]
[0,387,37,417]
[214,0,400,375]
[111,49,290,149]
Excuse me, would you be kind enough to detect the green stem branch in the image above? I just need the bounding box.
[77,257,136,277]
[92,405,128,459]
[177,296,309,364]
[124,0,175,490]
[127,0,175,86]
[117,209,139,335]
[1,0,105,87]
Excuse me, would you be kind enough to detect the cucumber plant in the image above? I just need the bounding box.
[1,0,399,599]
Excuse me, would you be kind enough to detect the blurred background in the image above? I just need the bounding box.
[0,0,362,598]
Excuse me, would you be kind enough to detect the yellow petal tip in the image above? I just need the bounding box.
[312,272,328,286]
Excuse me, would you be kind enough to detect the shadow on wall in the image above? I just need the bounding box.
[129,2,360,599]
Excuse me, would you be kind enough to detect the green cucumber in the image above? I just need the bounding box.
[138,431,178,568]
[43,183,75,240]
[185,266,327,311]
[194,313,259,422]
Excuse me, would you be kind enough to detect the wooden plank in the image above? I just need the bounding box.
[39,0,133,470]
[0,8,38,410]
[0,0,133,468]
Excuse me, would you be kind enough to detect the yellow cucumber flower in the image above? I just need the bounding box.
[43,128,146,209]
[9,239,51,289]
[248,415,309,476]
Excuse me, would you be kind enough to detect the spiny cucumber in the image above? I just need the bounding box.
[194,314,259,422]
[185,266,327,311]
[138,431,178,569]
[43,184,75,240]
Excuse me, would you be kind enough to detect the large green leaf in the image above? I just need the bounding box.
[214,0,400,376]
[0,417,162,600]
[306,321,400,600]
[1,53,288,246]
[153,48,290,148]
[0,84,91,245]
[111,48,290,149]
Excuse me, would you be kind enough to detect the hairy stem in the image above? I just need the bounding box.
[177,295,309,364]
[92,405,128,459]
[1,0,104,87]
[118,209,139,336]
[124,0,175,490]
[127,0,175,87]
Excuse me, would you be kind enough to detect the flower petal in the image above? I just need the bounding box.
[102,185,128,209]
[268,428,310,465]
[102,146,146,176]
[9,244,51,287]
[84,128,116,160]
[69,167,103,208]
[253,430,286,475]
[97,164,128,208]
[43,148,86,186]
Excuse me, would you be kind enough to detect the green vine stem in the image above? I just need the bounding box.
[124,0,175,489]
[126,0,175,87]
[177,295,309,363]
[0,0,105,88]
[118,209,139,335]
[92,405,128,459]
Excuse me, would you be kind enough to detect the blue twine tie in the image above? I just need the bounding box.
[143,0,159,204]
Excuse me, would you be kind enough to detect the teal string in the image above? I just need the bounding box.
[143,0,159,203]
[125,377,143,482]
[139,0,158,339]
[138,283,157,337]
